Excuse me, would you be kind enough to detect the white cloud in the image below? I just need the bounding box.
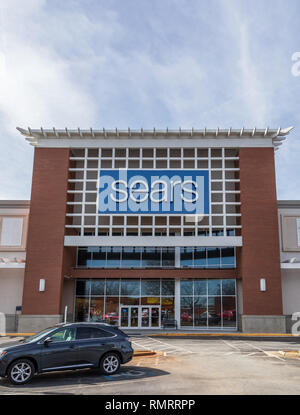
[0,0,121,199]
[0,0,298,200]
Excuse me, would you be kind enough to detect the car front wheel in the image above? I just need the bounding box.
[7,359,35,385]
[100,353,120,375]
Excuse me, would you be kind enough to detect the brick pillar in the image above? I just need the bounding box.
[239,147,285,332]
[19,148,70,332]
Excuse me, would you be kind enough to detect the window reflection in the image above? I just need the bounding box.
[194,280,207,296]
[142,247,161,267]
[122,247,141,268]
[120,296,140,305]
[180,280,193,296]
[141,297,160,305]
[180,247,193,267]
[194,247,206,268]
[75,278,237,330]
[75,297,89,322]
[179,247,236,269]
[89,297,104,321]
[121,280,140,296]
[161,297,175,320]
[91,280,105,295]
[194,296,207,327]
[77,246,235,269]
[222,279,236,295]
[208,280,221,295]
[106,247,121,267]
[179,279,236,329]
[141,280,160,296]
[105,279,120,296]
[221,247,235,268]
[222,296,236,327]
[105,297,119,325]
[93,247,106,267]
[207,297,221,327]
[180,297,193,326]
[162,280,175,296]
[162,248,175,267]
[207,248,221,267]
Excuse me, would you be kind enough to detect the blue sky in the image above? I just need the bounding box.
[0,0,299,199]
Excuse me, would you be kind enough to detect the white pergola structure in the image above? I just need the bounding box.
[17,126,293,150]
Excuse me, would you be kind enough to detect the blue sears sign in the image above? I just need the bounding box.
[98,169,209,215]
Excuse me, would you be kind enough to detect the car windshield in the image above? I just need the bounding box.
[22,327,57,343]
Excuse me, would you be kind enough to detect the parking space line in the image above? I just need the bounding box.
[131,335,195,356]
[243,342,286,362]
[222,339,241,351]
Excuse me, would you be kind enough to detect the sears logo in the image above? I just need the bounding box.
[98,169,209,215]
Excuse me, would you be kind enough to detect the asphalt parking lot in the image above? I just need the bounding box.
[1,335,300,395]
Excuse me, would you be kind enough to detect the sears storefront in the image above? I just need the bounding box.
[74,168,237,330]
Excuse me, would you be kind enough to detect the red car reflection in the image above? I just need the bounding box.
[181,312,192,322]
[217,310,235,320]
[103,312,119,322]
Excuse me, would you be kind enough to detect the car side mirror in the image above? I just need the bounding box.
[44,337,52,346]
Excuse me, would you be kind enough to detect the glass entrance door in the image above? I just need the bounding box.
[120,306,161,329]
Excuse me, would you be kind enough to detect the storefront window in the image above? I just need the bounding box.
[91,280,105,295]
[75,297,89,322]
[141,297,160,305]
[222,296,236,328]
[141,280,160,296]
[105,279,120,296]
[194,296,207,327]
[208,297,221,327]
[208,280,221,295]
[74,278,237,330]
[161,297,175,320]
[89,297,104,321]
[121,280,140,296]
[194,280,207,296]
[120,296,140,305]
[181,297,193,326]
[105,297,119,325]
[222,279,236,295]
[162,280,175,296]
[180,280,193,296]
[179,279,236,329]
[76,280,90,296]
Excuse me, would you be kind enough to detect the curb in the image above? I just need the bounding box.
[133,351,156,357]
[0,333,35,337]
[148,332,298,337]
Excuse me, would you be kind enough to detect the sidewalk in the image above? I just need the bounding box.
[1,329,298,338]
[123,329,297,338]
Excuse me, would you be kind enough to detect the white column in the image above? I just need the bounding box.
[175,278,181,328]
